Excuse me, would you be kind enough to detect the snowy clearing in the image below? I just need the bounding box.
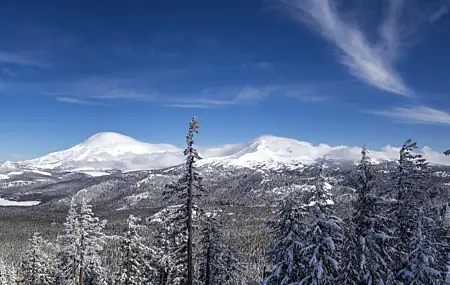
[0,197,41,206]
[31,169,52,176]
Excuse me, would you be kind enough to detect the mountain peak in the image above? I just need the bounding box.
[82,132,140,147]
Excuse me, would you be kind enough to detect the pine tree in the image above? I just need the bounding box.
[116,215,156,285]
[1,262,17,285]
[198,213,241,285]
[391,139,429,281]
[262,194,306,285]
[400,208,441,284]
[299,158,341,285]
[444,149,450,156]
[0,259,12,285]
[337,219,359,285]
[57,198,80,285]
[339,147,393,284]
[78,199,107,285]
[20,232,56,285]
[164,116,203,285]
[57,199,107,285]
[152,219,174,285]
[429,205,450,284]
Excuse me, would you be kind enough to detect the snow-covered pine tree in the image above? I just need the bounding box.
[164,116,204,285]
[78,199,107,285]
[20,232,56,285]
[261,194,306,285]
[336,217,359,285]
[0,259,10,285]
[58,199,107,285]
[152,222,174,285]
[116,215,156,285]
[339,147,393,284]
[0,260,17,285]
[198,213,241,285]
[299,158,341,285]
[57,198,81,285]
[391,139,429,281]
[400,208,441,284]
[428,204,450,284]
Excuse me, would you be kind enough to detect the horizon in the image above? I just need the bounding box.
[3,130,450,166]
[1,0,450,160]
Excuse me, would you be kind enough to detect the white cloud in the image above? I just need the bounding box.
[328,144,450,166]
[164,103,213,109]
[369,106,450,125]
[56,97,104,106]
[166,84,330,108]
[0,51,48,67]
[280,0,446,96]
[199,136,450,167]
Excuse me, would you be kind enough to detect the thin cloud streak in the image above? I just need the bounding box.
[56,97,105,106]
[279,0,446,96]
[0,50,49,67]
[165,103,213,109]
[368,106,450,125]
[167,84,330,108]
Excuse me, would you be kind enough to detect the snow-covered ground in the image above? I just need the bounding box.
[2,132,450,172]
[0,197,41,206]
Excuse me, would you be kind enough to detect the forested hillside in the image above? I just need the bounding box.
[0,118,449,284]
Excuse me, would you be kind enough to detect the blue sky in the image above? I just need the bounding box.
[0,0,450,160]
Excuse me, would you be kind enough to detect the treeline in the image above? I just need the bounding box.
[0,117,449,284]
[262,140,450,285]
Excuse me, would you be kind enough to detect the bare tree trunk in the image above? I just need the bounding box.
[126,259,131,285]
[78,267,83,285]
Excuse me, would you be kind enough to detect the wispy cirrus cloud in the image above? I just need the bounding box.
[164,103,214,109]
[279,0,448,96]
[368,106,450,125]
[167,84,330,108]
[40,78,158,102]
[56,97,105,106]
[0,50,49,67]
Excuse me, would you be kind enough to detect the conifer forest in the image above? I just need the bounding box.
[0,117,449,285]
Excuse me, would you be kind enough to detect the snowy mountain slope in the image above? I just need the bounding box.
[197,135,449,168]
[16,132,184,171]
[3,132,450,172]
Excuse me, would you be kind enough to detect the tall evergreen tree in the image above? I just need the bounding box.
[400,208,441,285]
[337,218,359,285]
[261,194,306,285]
[116,215,156,285]
[57,198,80,285]
[78,199,107,285]
[20,232,56,285]
[299,158,341,285]
[164,116,204,285]
[0,259,15,285]
[391,139,429,281]
[57,199,107,285]
[339,147,393,284]
[0,260,8,285]
[198,214,241,285]
[429,205,450,284]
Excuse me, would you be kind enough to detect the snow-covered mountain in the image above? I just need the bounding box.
[14,132,185,171]
[3,132,450,172]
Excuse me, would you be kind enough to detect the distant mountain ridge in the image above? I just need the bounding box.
[2,132,450,172]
